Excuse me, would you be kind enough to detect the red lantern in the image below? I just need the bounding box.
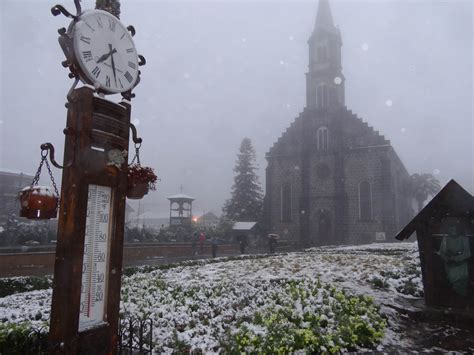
[19,186,59,219]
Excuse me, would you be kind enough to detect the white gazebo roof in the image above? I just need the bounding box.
[167,193,195,201]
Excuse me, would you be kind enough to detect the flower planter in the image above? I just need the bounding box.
[19,186,59,219]
[126,164,158,200]
[126,182,149,200]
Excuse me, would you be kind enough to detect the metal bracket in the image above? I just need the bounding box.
[127,25,136,37]
[130,123,142,144]
[51,0,81,20]
[41,126,76,169]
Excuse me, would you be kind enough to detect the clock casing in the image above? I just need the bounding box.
[69,10,139,94]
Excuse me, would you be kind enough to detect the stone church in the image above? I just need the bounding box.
[264,0,412,246]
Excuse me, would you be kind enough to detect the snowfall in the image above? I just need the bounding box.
[1,242,473,353]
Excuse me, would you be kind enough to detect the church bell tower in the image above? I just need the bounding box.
[306,0,345,110]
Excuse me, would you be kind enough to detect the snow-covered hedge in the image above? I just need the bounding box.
[0,242,422,353]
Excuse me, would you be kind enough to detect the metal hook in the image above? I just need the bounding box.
[129,123,142,144]
[51,0,81,19]
[40,143,74,169]
[127,25,136,37]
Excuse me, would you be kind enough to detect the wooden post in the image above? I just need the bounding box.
[49,87,130,354]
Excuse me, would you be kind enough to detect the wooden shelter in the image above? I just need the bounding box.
[395,179,474,309]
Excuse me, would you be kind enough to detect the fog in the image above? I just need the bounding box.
[0,0,472,217]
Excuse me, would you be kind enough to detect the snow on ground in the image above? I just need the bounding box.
[0,241,452,353]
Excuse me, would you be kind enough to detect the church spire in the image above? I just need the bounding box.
[306,0,345,110]
[314,0,335,31]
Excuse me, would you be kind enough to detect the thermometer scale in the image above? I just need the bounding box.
[79,184,112,331]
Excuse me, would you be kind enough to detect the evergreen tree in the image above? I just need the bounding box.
[96,0,120,18]
[223,138,264,221]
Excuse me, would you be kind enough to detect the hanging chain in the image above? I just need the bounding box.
[130,142,141,166]
[31,151,47,187]
[45,158,60,197]
[30,149,60,198]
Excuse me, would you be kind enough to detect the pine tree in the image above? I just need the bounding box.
[96,0,121,18]
[223,138,264,221]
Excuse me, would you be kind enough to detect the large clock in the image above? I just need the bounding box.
[69,10,139,94]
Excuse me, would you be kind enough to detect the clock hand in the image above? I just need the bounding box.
[109,44,118,87]
[96,47,117,64]
[103,62,123,73]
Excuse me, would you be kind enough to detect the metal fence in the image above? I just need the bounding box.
[1,316,153,354]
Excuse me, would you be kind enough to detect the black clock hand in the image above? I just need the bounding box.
[96,47,117,64]
[109,44,118,87]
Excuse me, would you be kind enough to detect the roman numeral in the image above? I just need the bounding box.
[120,32,126,40]
[124,71,133,83]
[97,17,103,28]
[80,36,91,44]
[82,51,93,62]
[118,78,124,88]
[126,48,134,53]
[108,19,116,32]
[85,22,95,32]
[128,61,137,70]
[106,75,111,87]
[91,66,101,78]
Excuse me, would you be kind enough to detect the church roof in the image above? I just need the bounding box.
[266,107,391,158]
[315,0,335,30]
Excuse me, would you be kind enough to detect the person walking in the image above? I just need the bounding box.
[268,234,278,254]
[191,232,198,256]
[239,235,247,254]
[198,232,206,254]
[211,237,218,258]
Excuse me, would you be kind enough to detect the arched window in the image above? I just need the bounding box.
[317,84,330,109]
[317,126,329,150]
[359,181,372,221]
[317,46,327,62]
[280,185,292,222]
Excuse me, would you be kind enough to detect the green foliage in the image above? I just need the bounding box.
[223,138,264,222]
[369,276,390,289]
[0,322,48,354]
[0,276,52,298]
[222,280,386,353]
[407,173,441,211]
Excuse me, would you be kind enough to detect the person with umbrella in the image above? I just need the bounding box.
[267,233,279,254]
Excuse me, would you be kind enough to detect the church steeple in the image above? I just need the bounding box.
[314,0,335,30]
[306,0,345,110]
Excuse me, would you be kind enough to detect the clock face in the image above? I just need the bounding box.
[71,10,139,94]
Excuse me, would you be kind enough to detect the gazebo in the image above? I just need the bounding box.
[167,193,195,227]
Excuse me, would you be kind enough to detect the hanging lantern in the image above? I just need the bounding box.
[19,186,59,219]
[19,149,60,220]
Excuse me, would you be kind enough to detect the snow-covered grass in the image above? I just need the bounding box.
[0,242,423,353]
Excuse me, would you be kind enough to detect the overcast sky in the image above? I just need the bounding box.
[0,0,472,217]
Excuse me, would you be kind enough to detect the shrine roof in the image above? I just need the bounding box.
[395,179,474,241]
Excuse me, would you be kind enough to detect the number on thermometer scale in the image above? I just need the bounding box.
[79,185,112,331]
